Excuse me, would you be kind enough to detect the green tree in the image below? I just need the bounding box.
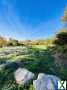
[54,31,67,45]
[54,8,67,45]
[8,38,19,46]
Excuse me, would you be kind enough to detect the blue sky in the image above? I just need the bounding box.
[0,0,67,40]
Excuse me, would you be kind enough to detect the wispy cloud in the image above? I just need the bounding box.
[0,0,33,40]
[0,0,64,40]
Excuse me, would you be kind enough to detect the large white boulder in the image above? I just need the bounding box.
[33,73,60,90]
[14,68,35,85]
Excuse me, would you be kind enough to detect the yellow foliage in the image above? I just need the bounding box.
[0,36,7,47]
[61,7,67,22]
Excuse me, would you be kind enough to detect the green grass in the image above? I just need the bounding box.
[0,45,67,89]
[32,45,47,50]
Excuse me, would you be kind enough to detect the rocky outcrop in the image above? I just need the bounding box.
[33,73,60,90]
[14,68,60,90]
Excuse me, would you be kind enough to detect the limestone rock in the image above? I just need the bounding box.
[14,68,35,85]
[33,73,60,90]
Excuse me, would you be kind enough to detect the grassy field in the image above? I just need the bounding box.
[0,45,67,90]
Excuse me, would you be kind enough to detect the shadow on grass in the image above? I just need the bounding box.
[19,47,67,80]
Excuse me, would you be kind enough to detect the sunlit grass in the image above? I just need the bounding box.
[32,45,47,50]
